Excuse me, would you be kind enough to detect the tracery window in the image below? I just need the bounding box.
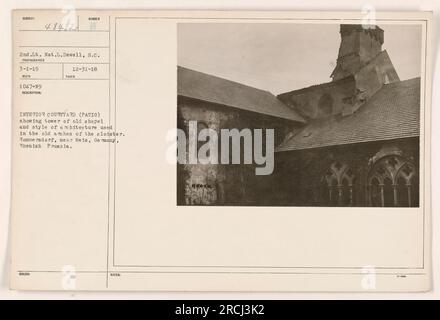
[321,161,356,206]
[368,155,418,207]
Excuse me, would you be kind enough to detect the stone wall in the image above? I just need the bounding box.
[332,25,384,80]
[278,50,400,118]
[177,96,300,205]
[177,95,420,207]
[277,77,356,119]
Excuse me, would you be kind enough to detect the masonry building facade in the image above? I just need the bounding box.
[177,25,420,207]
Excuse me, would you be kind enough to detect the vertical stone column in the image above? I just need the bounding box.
[380,184,385,207]
[393,184,398,206]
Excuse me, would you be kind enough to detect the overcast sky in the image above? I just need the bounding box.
[178,23,422,94]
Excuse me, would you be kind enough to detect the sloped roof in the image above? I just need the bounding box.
[276,77,420,152]
[178,66,306,123]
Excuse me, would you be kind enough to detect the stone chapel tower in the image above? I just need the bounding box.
[331,24,385,81]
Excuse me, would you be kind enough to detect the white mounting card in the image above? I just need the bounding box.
[10,10,432,291]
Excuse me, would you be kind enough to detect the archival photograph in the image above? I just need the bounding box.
[176,23,422,207]
[8,9,432,294]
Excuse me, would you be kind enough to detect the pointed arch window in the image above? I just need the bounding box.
[321,161,356,206]
[368,155,418,207]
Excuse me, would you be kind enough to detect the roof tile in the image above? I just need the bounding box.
[178,66,306,123]
[276,77,420,151]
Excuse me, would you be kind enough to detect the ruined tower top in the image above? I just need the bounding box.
[331,24,384,81]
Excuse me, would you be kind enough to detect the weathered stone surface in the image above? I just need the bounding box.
[331,25,384,81]
[177,97,298,205]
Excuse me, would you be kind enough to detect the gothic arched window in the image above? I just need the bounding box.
[321,161,356,206]
[368,155,418,207]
